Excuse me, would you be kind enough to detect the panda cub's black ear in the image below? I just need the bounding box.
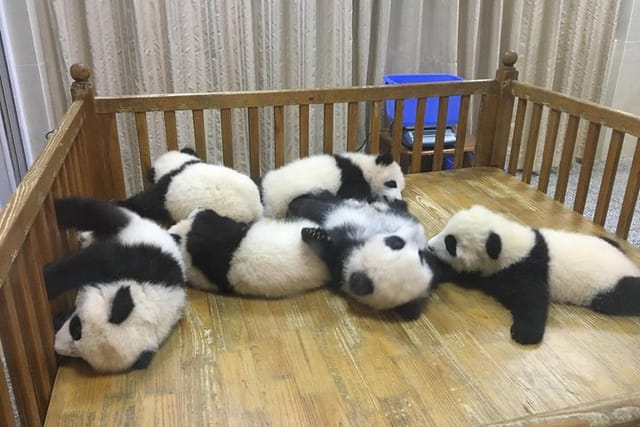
[180,147,198,157]
[375,152,393,166]
[486,232,502,260]
[109,286,135,324]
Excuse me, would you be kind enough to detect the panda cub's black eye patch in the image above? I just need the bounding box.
[444,235,457,256]
[69,314,82,341]
[385,235,405,250]
[384,180,397,188]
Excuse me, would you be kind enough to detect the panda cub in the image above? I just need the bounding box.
[260,152,405,218]
[43,197,186,373]
[427,205,640,345]
[120,149,263,225]
[168,208,330,298]
[288,192,444,319]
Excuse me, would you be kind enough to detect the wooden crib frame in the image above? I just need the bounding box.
[2,52,640,426]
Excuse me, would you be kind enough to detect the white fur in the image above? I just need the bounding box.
[169,214,330,298]
[428,205,640,305]
[260,153,405,218]
[55,281,185,373]
[151,150,200,182]
[165,162,263,223]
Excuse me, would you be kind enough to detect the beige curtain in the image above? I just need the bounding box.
[45,0,620,192]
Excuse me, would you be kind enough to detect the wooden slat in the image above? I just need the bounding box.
[617,137,640,238]
[134,111,152,189]
[164,110,178,151]
[0,356,18,427]
[323,103,334,154]
[507,98,528,175]
[537,109,561,193]
[554,115,580,203]
[431,96,449,172]
[410,98,427,173]
[274,105,285,168]
[346,102,358,151]
[593,130,625,226]
[95,80,497,113]
[247,107,260,180]
[96,112,126,199]
[513,81,640,138]
[521,103,544,184]
[0,282,42,426]
[369,101,381,154]
[192,109,206,161]
[453,95,470,169]
[220,108,233,167]
[299,104,309,158]
[76,126,95,197]
[475,94,493,166]
[574,122,601,214]
[391,99,404,162]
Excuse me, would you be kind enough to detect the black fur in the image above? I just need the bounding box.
[54,197,130,238]
[131,350,155,370]
[333,155,372,200]
[180,147,198,156]
[598,235,622,250]
[385,236,405,250]
[384,180,397,188]
[349,272,374,295]
[118,160,200,224]
[186,209,250,293]
[288,191,341,223]
[451,230,550,345]
[375,153,393,166]
[590,277,640,315]
[69,315,82,341]
[393,298,426,320]
[486,232,501,260]
[43,243,184,299]
[444,235,457,257]
[109,286,135,324]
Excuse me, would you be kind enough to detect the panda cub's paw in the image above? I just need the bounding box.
[301,227,331,243]
[510,322,544,345]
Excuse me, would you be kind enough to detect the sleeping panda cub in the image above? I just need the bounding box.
[168,208,330,298]
[43,197,186,373]
[427,205,640,345]
[288,191,445,319]
[119,149,262,225]
[260,152,405,218]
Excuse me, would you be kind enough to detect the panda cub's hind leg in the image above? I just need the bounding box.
[590,277,640,315]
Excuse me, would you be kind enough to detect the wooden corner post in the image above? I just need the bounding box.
[491,51,519,168]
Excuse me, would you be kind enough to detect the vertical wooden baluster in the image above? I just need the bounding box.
[410,98,427,173]
[274,106,285,168]
[537,109,561,193]
[369,101,381,154]
[453,95,470,169]
[521,103,543,184]
[554,115,580,203]
[77,125,96,197]
[594,130,625,226]
[220,108,234,168]
[617,137,640,239]
[164,111,178,151]
[391,100,404,162]
[96,113,126,199]
[432,96,449,172]
[323,103,334,154]
[299,104,310,158]
[192,109,206,161]
[0,358,18,427]
[347,102,359,152]
[574,122,601,214]
[247,107,260,180]
[135,111,152,188]
[0,282,42,426]
[507,98,527,175]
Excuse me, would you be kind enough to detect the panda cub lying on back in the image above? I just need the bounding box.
[427,205,640,345]
[260,152,405,218]
[288,191,445,319]
[119,149,263,225]
[43,197,186,373]
[168,208,330,298]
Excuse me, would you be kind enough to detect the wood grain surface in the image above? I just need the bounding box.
[44,168,640,426]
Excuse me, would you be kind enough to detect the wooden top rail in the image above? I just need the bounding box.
[0,100,86,286]
[94,80,497,113]
[513,81,640,138]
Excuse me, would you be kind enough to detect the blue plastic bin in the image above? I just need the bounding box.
[383,74,464,127]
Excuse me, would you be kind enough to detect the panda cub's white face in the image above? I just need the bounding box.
[369,161,405,202]
[428,205,536,275]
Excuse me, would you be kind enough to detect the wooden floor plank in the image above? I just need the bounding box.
[46,168,640,426]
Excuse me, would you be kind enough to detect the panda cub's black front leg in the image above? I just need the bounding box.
[509,304,548,345]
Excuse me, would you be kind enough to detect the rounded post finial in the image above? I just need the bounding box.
[502,51,518,68]
[70,63,91,82]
